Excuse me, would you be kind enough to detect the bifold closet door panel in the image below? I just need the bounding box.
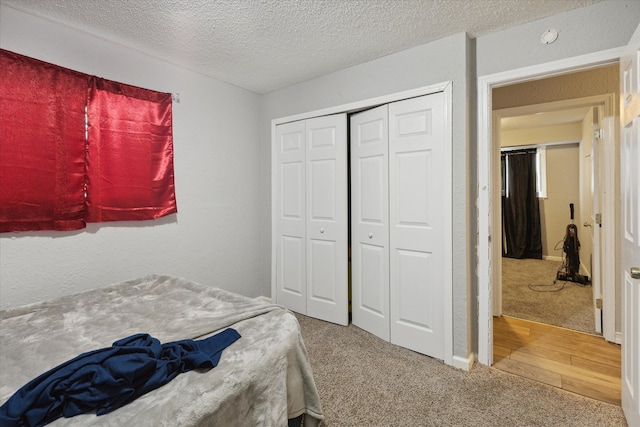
[274,120,307,314]
[350,105,391,340]
[389,93,446,359]
[305,114,349,326]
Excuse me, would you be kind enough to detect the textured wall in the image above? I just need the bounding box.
[0,6,263,309]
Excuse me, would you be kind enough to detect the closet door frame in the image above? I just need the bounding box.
[271,81,453,366]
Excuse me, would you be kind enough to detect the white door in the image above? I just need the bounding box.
[621,23,640,427]
[592,107,603,333]
[583,107,603,333]
[351,105,390,340]
[305,114,349,325]
[388,93,448,359]
[274,120,307,314]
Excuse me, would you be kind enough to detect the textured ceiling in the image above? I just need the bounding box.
[2,0,602,94]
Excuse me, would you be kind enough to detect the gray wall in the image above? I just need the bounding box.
[476,1,640,76]
[260,32,475,359]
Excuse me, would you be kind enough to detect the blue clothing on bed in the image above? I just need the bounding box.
[0,328,241,427]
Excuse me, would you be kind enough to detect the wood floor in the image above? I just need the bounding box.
[493,316,621,405]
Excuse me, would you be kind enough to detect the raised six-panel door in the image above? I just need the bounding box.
[351,105,390,340]
[305,114,349,325]
[388,93,447,359]
[274,120,307,314]
[274,114,348,326]
[621,23,640,427]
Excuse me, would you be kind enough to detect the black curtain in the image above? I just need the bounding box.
[501,149,542,259]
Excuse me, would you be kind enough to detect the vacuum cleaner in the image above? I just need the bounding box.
[556,203,589,285]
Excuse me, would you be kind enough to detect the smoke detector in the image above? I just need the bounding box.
[540,29,559,45]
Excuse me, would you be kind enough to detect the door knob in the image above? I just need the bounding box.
[632,267,640,279]
[368,233,373,239]
[583,222,592,227]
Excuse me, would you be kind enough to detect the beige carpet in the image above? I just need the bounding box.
[296,313,626,427]
[501,257,595,335]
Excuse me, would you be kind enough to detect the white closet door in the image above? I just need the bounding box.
[388,93,447,359]
[274,120,307,314]
[350,105,390,340]
[305,114,349,325]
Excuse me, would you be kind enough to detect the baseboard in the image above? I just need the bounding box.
[543,255,563,262]
[615,331,622,345]
[452,353,475,371]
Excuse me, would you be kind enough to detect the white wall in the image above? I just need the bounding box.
[0,5,263,310]
[260,32,474,359]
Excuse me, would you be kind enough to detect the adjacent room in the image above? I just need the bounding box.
[1,1,639,426]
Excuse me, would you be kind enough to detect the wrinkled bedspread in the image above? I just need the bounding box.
[0,275,324,426]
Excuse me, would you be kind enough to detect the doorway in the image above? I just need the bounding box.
[491,66,618,335]
[492,67,618,337]
[478,52,622,367]
[487,66,622,404]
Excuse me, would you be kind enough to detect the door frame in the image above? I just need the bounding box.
[271,81,455,367]
[477,48,625,366]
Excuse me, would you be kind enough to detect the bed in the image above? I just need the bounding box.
[0,275,324,426]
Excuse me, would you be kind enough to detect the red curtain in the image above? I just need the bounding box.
[0,49,88,232]
[85,77,177,222]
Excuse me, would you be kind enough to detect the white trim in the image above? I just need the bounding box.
[615,331,623,345]
[499,140,581,151]
[543,255,563,262]
[272,82,455,367]
[484,47,626,89]
[477,78,494,363]
[442,83,454,367]
[270,121,278,308]
[452,353,475,371]
[477,48,623,366]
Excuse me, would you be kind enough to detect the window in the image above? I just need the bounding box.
[501,146,547,199]
[535,146,547,198]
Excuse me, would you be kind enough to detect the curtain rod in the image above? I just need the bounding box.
[501,140,580,152]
